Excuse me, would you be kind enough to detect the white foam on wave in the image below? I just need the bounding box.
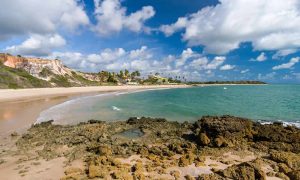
[258,119,300,128]
[35,91,121,124]
[112,106,121,111]
[35,88,167,124]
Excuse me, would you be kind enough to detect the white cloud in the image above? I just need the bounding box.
[5,34,66,56]
[241,69,250,74]
[272,57,300,70]
[258,72,276,80]
[175,48,198,67]
[0,0,89,40]
[160,17,188,36]
[87,48,126,63]
[46,47,229,82]
[160,0,300,54]
[129,46,152,60]
[220,64,235,71]
[188,56,226,71]
[93,0,155,35]
[204,56,226,70]
[256,52,267,62]
[272,49,298,59]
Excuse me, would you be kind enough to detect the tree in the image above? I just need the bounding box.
[119,70,124,78]
[124,69,129,77]
[135,71,141,77]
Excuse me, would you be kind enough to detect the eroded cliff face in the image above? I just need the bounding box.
[0,53,72,78]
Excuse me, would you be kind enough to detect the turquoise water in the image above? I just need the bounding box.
[37,85,300,126]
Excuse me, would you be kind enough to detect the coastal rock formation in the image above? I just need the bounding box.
[11,116,300,179]
[0,53,72,77]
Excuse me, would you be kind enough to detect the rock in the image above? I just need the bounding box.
[88,164,108,178]
[132,162,143,172]
[170,170,180,179]
[275,172,289,180]
[64,167,83,175]
[278,163,292,174]
[287,170,300,180]
[98,145,112,156]
[184,174,195,180]
[11,132,19,137]
[214,136,227,147]
[198,133,210,146]
[195,115,253,135]
[133,172,145,180]
[111,170,133,180]
[198,173,225,180]
[270,151,300,170]
[178,153,195,167]
[216,162,265,180]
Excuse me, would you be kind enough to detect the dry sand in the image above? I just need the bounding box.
[0,85,188,135]
[0,85,188,103]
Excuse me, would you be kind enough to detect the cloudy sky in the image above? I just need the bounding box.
[1,0,300,83]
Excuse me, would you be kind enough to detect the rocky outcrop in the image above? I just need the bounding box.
[0,53,72,78]
[14,116,300,179]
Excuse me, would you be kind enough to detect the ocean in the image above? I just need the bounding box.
[37,85,300,127]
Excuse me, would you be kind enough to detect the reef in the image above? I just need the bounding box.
[13,115,300,179]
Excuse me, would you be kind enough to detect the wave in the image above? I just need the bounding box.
[35,88,166,124]
[112,106,121,111]
[258,119,300,128]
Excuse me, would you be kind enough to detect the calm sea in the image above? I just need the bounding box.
[37,85,300,127]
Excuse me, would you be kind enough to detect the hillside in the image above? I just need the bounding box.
[0,53,103,88]
[0,62,51,89]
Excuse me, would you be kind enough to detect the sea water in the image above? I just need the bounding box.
[37,85,300,127]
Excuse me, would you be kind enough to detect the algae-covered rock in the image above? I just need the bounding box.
[287,170,300,180]
[214,136,227,147]
[198,133,210,146]
[170,170,181,179]
[216,162,265,180]
[88,164,108,178]
[270,151,300,170]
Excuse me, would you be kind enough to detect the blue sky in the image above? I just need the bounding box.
[0,0,300,83]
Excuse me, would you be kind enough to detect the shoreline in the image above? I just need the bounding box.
[0,115,298,180]
[0,85,189,103]
[0,85,188,136]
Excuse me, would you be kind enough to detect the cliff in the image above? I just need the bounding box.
[0,53,72,78]
[0,53,100,88]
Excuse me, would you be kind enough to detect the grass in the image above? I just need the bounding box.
[0,63,51,89]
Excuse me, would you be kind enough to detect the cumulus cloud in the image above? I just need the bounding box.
[175,48,198,67]
[272,49,298,59]
[272,57,300,70]
[5,34,66,56]
[93,0,155,35]
[189,56,226,70]
[220,64,235,71]
[0,0,89,40]
[160,0,300,54]
[45,47,229,82]
[256,53,267,62]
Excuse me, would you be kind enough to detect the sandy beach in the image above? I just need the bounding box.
[0,85,188,135]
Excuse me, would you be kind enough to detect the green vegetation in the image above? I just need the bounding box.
[50,75,72,87]
[0,63,51,89]
[71,72,100,86]
[39,67,54,78]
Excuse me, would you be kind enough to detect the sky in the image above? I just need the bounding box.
[0,0,300,83]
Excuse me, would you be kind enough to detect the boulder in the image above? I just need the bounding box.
[88,165,108,178]
[198,133,210,146]
[287,170,300,180]
[270,151,300,170]
[216,162,265,180]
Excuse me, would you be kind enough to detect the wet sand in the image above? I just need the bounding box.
[0,85,188,136]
